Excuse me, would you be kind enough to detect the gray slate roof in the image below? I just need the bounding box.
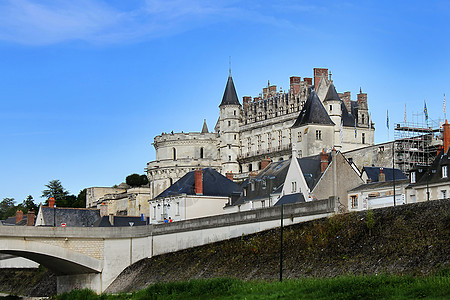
[156,168,242,198]
[38,206,100,227]
[407,148,450,188]
[363,167,407,183]
[274,193,305,206]
[292,89,334,128]
[231,154,326,206]
[219,75,241,107]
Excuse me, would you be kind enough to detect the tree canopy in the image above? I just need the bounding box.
[0,197,16,220]
[41,180,86,208]
[126,174,149,187]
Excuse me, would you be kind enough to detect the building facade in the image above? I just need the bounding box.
[146,68,375,200]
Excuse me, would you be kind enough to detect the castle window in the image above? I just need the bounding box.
[298,132,302,142]
[152,206,156,219]
[169,178,173,185]
[442,190,447,200]
[329,105,332,111]
[200,147,204,159]
[262,200,265,208]
[234,110,236,116]
[257,135,261,151]
[315,130,322,140]
[229,155,232,161]
[258,162,261,170]
[362,133,365,144]
[228,121,231,126]
[362,114,365,124]
[442,166,448,178]
[172,148,177,160]
[410,171,416,183]
[267,133,272,149]
[176,202,180,215]
[248,164,253,172]
[234,134,237,140]
[278,130,282,146]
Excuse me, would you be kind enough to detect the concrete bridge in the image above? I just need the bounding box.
[0,198,335,294]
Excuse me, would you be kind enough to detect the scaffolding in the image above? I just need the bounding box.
[394,117,442,172]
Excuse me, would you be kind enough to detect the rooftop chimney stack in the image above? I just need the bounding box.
[15,210,23,224]
[195,169,203,195]
[27,210,35,226]
[320,149,329,173]
[48,197,55,208]
[226,172,234,181]
[443,120,450,152]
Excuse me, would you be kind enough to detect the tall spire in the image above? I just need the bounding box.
[201,119,209,133]
[219,74,241,107]
[229,56,231,77]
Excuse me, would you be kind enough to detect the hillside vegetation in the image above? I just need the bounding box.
[106,199,450,293]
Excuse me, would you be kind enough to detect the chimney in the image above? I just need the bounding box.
[195,169,203,195]
[260,157,271,170]
[15,210,23,224]
[243,96,252,111]
[313,68,328,88]
[443,120,450,152]
[320,149,329,173]
[357,89,368,110]
[226,172,234,181]
[48,197,55,208]
[100,203,108,217]
[303,77,312,86]
[378,168,386,182]
[27,210,35,226]
[290,76,301,94]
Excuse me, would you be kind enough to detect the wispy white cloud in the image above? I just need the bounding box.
[0,0,310,46]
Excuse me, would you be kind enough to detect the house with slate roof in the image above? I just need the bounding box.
[226,147,363,213]
[149,168,242,223]
[348,167,409,210]
[35,200,100,227]
[405,146,450,203]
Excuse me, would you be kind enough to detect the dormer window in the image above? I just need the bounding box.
[442,166,448,178]
[410,171,416,183]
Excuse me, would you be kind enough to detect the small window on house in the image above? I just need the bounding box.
[315,130,322,140]
[152,206,156,219]
[291,181,297,193]
[410,171,416,183]
[258,162,261,170]
[176,202,180,215]
[442,166,448,178]
[297,132,302,142]
[262,200,266,208]
[441,190,447,200]
[262,179,266,189]
[229,155,232,161]
[329,105,332,111]
[350,195,358,208]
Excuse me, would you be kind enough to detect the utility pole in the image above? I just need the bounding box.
[279,204,284,282]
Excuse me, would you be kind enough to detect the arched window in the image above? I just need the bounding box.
[200,147,204,159]
[173,148,177,160]
[169,178,173,186]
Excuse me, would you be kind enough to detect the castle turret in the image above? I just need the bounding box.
[218,74,241,174]
[323,84,343,150]
[357,88,369,127]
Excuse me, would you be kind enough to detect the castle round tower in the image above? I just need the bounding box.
[218,74,241,174]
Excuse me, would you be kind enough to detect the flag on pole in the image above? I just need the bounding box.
[444,93,446,120]
[404,104,407,123]
[354,117,357,143]
[386,110,389,129]
[424,100,428,121]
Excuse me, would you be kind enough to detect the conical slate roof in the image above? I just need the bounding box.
[324,83,341,102]
[219,75,241,107]
[292,90,335,128]
[201,119,209,133]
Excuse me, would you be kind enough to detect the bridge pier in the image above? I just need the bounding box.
[57,273,102,294]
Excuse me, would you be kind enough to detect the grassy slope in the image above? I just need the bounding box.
[106,199,450,293]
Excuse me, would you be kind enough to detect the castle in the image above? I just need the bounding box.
[146,68,375,199]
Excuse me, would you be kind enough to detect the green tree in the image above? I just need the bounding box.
[41,179,69,206]
[76,189,87,208]
[126,174,149,187]
[0,197,16,220]
[20,195,38,213]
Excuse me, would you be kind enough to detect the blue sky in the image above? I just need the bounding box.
[1,0,449,204]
